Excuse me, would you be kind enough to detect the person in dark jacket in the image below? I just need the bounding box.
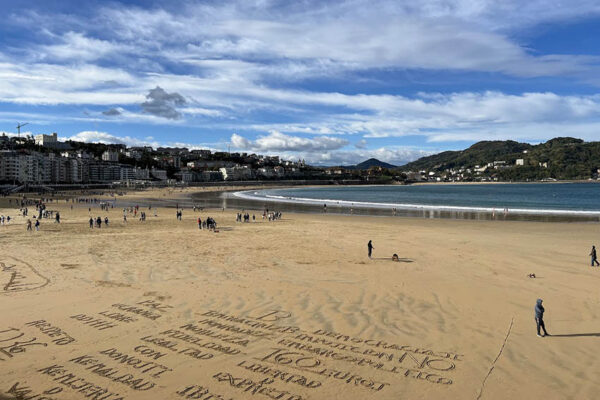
[368,240,374,258]
[535,298,549,337]
[590,245,599,266]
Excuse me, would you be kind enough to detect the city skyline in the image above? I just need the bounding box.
[1,0,600,165]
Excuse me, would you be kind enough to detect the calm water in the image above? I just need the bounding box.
[235,183,600,215]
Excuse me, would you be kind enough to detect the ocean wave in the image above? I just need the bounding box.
[232,190,600,216]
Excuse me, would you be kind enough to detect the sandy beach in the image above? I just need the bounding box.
[1,188,599,400]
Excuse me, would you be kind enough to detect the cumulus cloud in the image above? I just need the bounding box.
[229,131,431,165]
[231,131,348,152]
[102,108,122,116]
[140,86,187,119]
[306,147,435,166]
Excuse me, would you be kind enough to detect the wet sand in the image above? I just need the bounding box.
[1,187,599,400]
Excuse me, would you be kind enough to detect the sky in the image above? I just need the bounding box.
[1,0,600,166]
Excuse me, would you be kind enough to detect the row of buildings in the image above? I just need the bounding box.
[0,133,310,184]
[0,150,161,184]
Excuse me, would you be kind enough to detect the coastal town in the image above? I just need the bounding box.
[0,132,332,186]
[2,133,599,188]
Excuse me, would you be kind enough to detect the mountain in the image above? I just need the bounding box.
[347,158,397,170]
[398,138,600,180]
[399,140,532,171]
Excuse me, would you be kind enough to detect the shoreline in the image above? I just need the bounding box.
[187,187,600,223]
[3,183,599,223]
[409,179,600,185]
[232,189,600,217]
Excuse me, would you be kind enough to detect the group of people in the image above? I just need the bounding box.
[236,212,255,223]
[263,210,282,221]
[491,208,510,219]
[89,216,109,228]
[0,215,11,225]
[72,197,106,204]
[26,218,40,231]
[198,216,217,231]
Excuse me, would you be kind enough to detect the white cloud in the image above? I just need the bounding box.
[0,61,141,105]
[279,147,435,166]
[227,91,600,142]
[1,1,600,160]
[38,32,127,62]
[231,131,349,152]
[180,107,224,117]
[424,121,600,143]
[92,1,600,77]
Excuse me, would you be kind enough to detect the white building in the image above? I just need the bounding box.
[102,151,119,162]
[34,133,58,147]
[515,159,525,166]
[219,166,253,181]
[0,151,48,183]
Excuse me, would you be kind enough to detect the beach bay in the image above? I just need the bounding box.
[1,188,599,400]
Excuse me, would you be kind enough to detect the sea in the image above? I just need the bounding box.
[233,183,600,218]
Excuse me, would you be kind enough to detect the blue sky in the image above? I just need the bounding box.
[1,0,600,165]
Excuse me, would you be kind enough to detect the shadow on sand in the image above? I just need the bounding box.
[372,257,415,263]
[549,333,600,338]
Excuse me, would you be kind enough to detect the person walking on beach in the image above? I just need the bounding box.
[89,217,94,228]
[535,298,550,337]
[198,217,202,230]
[26,219,32,231]
[590,246,599,266]
[368,240,374,259]
[34,219,40,231]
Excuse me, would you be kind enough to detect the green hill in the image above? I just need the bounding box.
[354,158,397,170]
[399,138,600,180]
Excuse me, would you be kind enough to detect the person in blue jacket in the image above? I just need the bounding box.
[535,299,550,337]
